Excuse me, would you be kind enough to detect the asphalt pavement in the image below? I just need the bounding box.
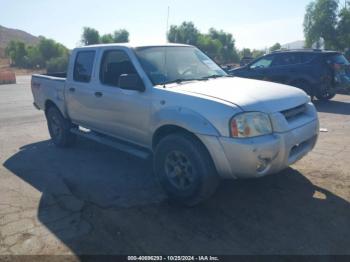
[0,76,349,255]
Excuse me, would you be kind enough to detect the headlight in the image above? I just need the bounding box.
[230,112,272,138]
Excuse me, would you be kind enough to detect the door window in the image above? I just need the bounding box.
[73,51,96,83]
[100,50,137,87]
[250,56,274,69]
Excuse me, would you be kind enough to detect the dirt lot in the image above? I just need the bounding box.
[0,76,349,256]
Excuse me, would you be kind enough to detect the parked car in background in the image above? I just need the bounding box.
[31,43,319,206]
[230,49,350,101]
[240,56,254,66]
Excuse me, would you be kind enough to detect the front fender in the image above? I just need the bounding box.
[151,106,220,137]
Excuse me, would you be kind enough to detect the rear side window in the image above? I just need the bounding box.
[100,50,137,87]
[73,51,96,83]
[299,53,317,63]
[272,54,300,66]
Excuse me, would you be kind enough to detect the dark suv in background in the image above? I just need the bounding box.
[229,50,350,101]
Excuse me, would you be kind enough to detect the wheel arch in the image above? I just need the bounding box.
[44,99,66,118]
[152,125,198,150]
[288,78,315,96]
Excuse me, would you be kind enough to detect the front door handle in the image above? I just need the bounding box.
[69,87,75,92]
[94,92,103,98]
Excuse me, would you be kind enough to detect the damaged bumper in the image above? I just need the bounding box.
[198,119,319,179]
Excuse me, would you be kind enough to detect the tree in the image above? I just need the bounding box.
[303,0,339,49]
[168,22,239,64]
[81,27,100,45]
[84,28,130,44]
[252,49,265,58]
[168,22,200,45]
[207,28,240,63]
[25,45,44,68]
[337,4,350,50]
[269,43,281,52]
[5,41,27,66]
[113,29,129,43]
[197,34,222,60]
[46,56,69,73]
[100,34,114,43]
[37,37,65,60]
[5,37,69,70]
[240,48,252,58]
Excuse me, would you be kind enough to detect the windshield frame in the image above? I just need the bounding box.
[133,45,228,86]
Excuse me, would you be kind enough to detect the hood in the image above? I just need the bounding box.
[171,77,309,113]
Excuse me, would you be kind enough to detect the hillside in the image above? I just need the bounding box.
[0,25,39,56]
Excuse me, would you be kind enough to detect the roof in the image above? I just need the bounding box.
[76,42,192,50]
[271,49,340,54]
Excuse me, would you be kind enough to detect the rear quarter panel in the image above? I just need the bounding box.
[31,75,67,116]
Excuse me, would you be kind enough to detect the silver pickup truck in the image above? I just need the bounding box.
[31,43,319,206]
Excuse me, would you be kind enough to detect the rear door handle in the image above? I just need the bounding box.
[69,87,75,92]
[94,92,103,98]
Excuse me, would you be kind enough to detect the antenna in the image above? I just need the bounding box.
[165,6,170,43]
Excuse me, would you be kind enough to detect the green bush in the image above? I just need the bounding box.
[5,37,69,71]
[46,56,69,73]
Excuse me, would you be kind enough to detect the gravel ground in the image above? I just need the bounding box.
[0,76,349,256]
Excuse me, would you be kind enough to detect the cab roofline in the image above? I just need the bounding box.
[76,43,192,49]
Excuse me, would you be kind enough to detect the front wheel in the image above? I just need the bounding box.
[154,133,220,207]
[46,106,76,147]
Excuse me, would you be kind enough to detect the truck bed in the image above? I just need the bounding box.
[40,72,67,78]
[31,72,67,114]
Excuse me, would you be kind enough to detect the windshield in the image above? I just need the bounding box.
[134,46,227,85]
[328,54,350,65]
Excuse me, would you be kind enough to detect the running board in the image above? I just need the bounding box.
[70,128,150,159]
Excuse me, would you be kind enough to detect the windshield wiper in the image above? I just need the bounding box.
[159,75,232,87]
[160,78,198,87]
[201,74,232,80]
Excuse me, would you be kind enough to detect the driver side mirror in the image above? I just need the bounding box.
[118,74,145,92]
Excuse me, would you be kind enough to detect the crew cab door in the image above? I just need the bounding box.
[267,53,302,84]
[65,50,99,128]
[92,48,151,146]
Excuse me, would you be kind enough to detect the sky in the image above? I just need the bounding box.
[1,0,311,50]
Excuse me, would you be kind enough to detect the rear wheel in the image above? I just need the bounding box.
[316,89,336,101]
[46,106,76,147]
[154,133,220,207]
[316,75,337,101]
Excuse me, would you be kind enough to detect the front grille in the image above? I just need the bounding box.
[281,104,307,121]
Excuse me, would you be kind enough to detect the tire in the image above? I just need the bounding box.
[46,106,76,147]
[315,75,337,101]
[316,89,336,101]
[154,133,220,207]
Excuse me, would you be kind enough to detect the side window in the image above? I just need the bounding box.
[272,54,300,67]
[250,56,274,69]
[73,51,96,83]
[100,50,137,87]
[300,53,317,63]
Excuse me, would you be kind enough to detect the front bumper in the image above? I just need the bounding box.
[198,119,319,179]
